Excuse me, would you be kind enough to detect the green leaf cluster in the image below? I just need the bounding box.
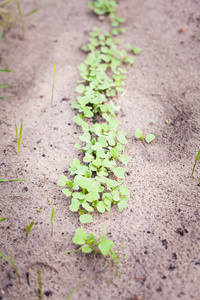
[135,128,155,143]
[68,228,126,275]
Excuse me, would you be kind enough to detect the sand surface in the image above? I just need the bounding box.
[0,0,200,299]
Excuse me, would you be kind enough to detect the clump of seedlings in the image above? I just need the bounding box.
[67,228,127,276]
[58,0,141,224]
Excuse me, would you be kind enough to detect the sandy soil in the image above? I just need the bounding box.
[0,0,200,299]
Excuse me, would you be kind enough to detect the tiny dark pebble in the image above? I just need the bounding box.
[50,144,53,147]
[63,170,69,174]
[44,291,53,297]
[195,262,200,265]
[169,265,176,270]
[162,239,168,249]
[178,208,181,212]
[3,150,6,153]
[42,154,46,157]
[0,296,2,300]
[147,231,151,234]
[78,154,81,156]
[6,283,12,289]
[37,140,41,144]
[34,148,36,150]
[54,127,58,130]
[23,187,28,192]
[176,228,184,236]
[185,229,188,233]
[74,132,77,134]
[40,95,44,98]
[162,276,166,279]
[68,123,71,125]
[172,253,177,260]
[126,172,130,176]
[156,287,162,292]
[62,232,64,235]
[144,250,148,254]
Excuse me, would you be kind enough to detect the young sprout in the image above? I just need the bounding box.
[14,114,23,155]
[0,252,21,283]
[51,208,54,236]
[37,268,42,300]
[191,150,200,177]
[135,128,155,143]
[26,221,34,237]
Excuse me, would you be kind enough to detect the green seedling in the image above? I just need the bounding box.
[51,60,56,106]
[0,178,27,182]
[66,278,90,300]
[51,208,54,236]
[37,208,42,213]
[67,228,127,276]
[135,128,155,143]
[26,221,34,237]
[37,268,42,300]
[0,218,6,222]
[191,150,200,177]
[0,251,21,282]
[0,1,43,40]
[14,114,23,154]
[165,119,171,124]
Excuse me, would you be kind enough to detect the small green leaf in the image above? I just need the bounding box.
[118,200,128,211]
[118,131,128,144]
[120,185,130,195]
[135,129,142,139]
[62,189,72,197]
[99,238,114,256]
[113,167,126,179]
[81,245,93,253]
[119,155,130,165]
[78,63,87,72]
[72,228,87,245]
[79,214,93,224]
[145,134,155,143]
[0,218,6,222]
[76,84,85,94]
[70,198,80,212]
[97,201,106,213]
[131,47,141,55]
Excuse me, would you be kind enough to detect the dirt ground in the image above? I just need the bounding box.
[0,0,200,299]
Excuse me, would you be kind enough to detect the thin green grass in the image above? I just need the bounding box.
[26,221,34,237]
[0,251,21,282]
[51,208,54,236]
[37,268,42,300]
[0,178,27,182]
[14,114,23,154]
[191,150,200,176]
[66,278,90,300]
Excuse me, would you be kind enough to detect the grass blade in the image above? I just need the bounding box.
[66,278,90,300]
[0,178,27,182]
[23,6,43,17]
[26,221,34,237]
[51,208,54,236]
[0,252,10,263]
[0,96,15,99]
[0,68,15,72]
[191,150,200,176]
[17,2,25,39]
[0,218,6,222]
[10,252,21,282]
[37,268,42,300]
[51,60,56,106]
